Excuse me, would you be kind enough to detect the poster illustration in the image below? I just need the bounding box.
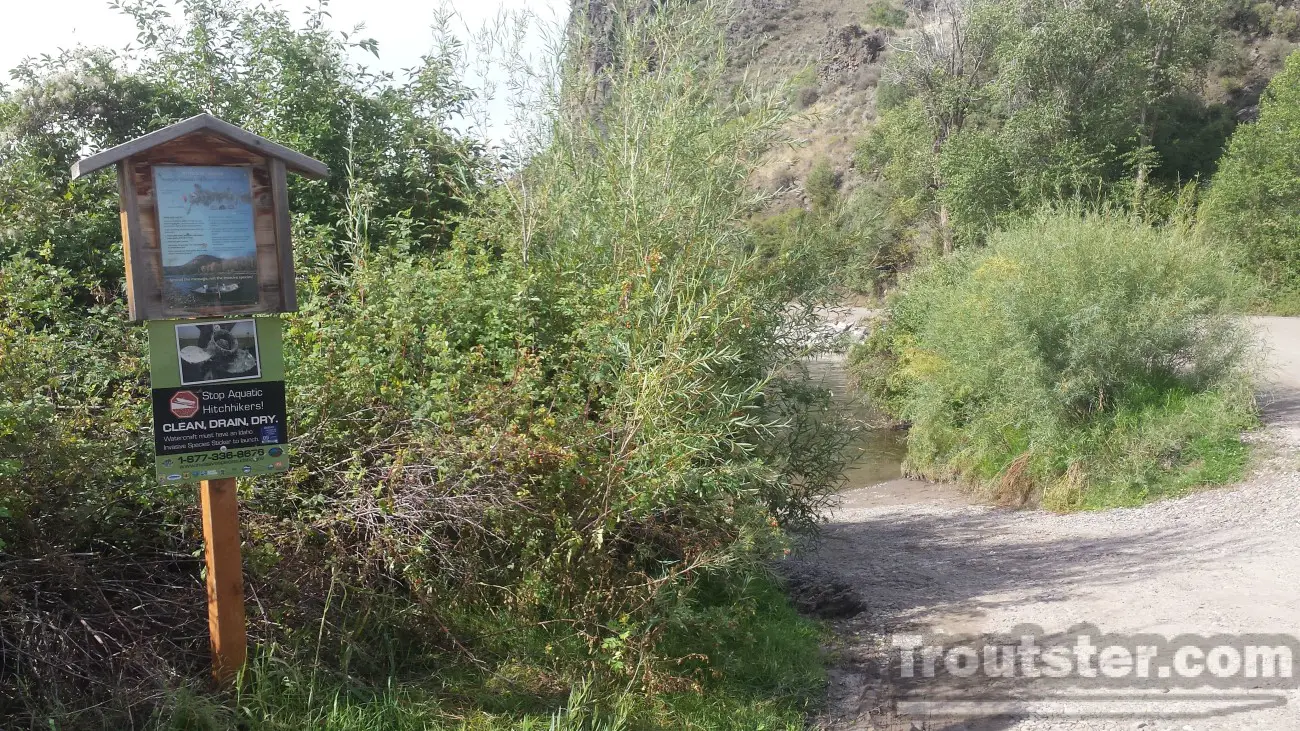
[154,166,259,310]
[148,317,289,484]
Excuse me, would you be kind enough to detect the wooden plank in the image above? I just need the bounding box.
[116,164,139,320]
[128,160,166,320]
[199,115,330,178]
[75,115,213,179]
[199,477,247,685]
[117,160,161,321]
[72,113,329,180]
[269,159,298,312]
[139,131,269,168]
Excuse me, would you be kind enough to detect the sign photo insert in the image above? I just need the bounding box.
[175,319,262,385]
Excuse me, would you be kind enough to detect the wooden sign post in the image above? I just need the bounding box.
[73,114,328,684]
[200,477,247,683]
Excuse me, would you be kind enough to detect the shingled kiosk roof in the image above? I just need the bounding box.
[70,113,330,180]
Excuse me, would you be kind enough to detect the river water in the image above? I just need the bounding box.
[804,354,908,488]
[806,353,978,510]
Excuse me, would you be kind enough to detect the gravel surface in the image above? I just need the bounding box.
[806,317,1300,730]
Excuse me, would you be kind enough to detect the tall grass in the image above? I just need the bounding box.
[134,575,820,731]
[853,209,1259,509]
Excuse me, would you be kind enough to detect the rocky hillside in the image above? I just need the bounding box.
[573,0,1299,214]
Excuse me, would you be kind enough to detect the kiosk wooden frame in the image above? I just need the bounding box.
[72,113,329,321]
[74,116,327,684]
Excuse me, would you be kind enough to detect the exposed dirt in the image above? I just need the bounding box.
[803,317,1300,729]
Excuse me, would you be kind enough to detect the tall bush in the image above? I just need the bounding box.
[853,210,1257,509]
[254,0,848,707]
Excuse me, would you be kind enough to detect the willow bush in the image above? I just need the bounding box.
[853,210,1258,510]
[272,0,844,676]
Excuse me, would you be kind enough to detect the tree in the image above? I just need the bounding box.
[1201,51,1300,310]
[0,0,480,300]
[865,0,1225,248]
[878,0,1001,252]
[987,0,1220,195]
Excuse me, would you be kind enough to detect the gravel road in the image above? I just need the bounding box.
[807,317,1300,730]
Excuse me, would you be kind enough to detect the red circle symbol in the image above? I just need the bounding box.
[169,390,201,419]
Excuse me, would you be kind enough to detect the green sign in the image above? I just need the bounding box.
[148,317,290,484]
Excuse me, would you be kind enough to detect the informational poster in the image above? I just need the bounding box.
[148,317,289,484]
[153,166,259,311]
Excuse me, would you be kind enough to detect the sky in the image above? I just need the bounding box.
[1,0,570,141]
[0,0,569,75]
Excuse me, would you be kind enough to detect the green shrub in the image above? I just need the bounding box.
[0,257,154,550]
[936,129,1017,242]
[805,158,840,212]
[749,185,899,298]
[1223,0,1271,32]
[1149,96,1238,183]
[1201,51,1300,311]
[853,210,1257,510]
[834,184,905,295]
[865,1,908,28]
[856,99,938,230]
[1274,7,1300,38]
[873,79,911,112]
[1254,2,1278,30]
[749,208,831,278]
[786,68,819,110]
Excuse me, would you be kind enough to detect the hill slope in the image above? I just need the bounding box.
[573,0,1298,213]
